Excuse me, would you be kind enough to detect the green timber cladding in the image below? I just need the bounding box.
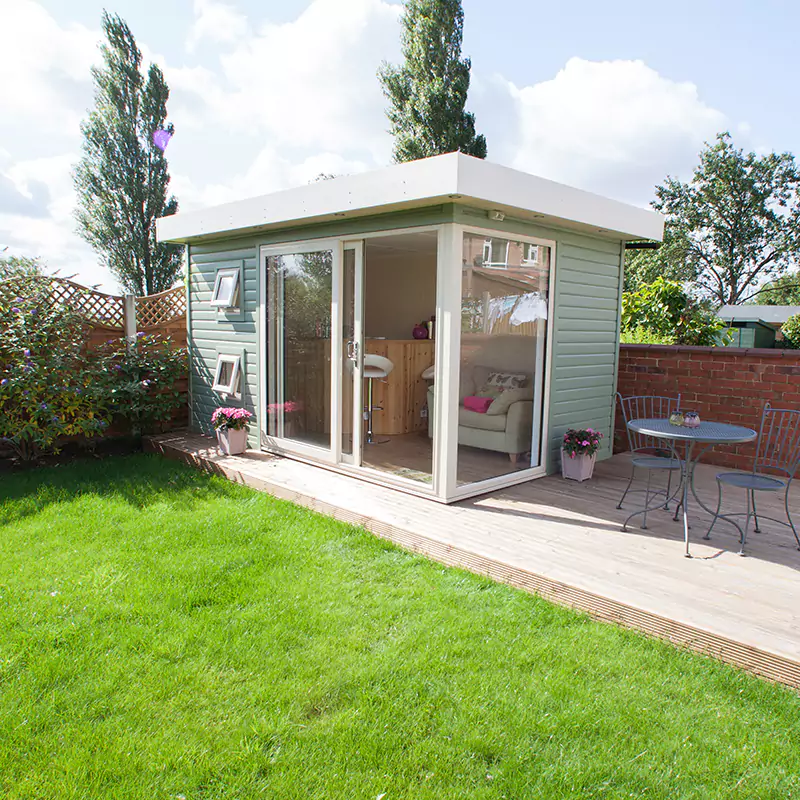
[187,204,624,471]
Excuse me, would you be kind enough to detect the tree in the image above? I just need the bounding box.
[650,132,800,305]
[378,0,486,163]
[621,277,728,346]
[74,12,182,296]
[751,270,800,305]
[623,228,696,293]
[782,314,800,348]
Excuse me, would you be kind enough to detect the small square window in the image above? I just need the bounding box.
[522,244,539,264]
[212,355,241,395]
[210,268,240,308]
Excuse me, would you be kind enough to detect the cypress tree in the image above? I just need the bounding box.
[74,12,182,295]
[379,0,487,163]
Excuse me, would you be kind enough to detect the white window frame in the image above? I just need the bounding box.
[482,237,511,269]
[212,354,241,395]
[522,243,539,265]
[210,267,241,308]
[443,224,556,502]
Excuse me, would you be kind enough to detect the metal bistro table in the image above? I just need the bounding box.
[625,418,757,557]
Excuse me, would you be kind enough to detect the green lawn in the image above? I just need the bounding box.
[1,455,799,799]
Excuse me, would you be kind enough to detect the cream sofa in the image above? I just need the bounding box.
[426,336,535,461]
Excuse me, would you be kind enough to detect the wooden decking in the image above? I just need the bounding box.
[146,432,800,690]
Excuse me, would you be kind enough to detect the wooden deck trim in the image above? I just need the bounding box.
[145,435,800,691]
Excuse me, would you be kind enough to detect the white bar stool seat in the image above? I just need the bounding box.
[363,354,394,444]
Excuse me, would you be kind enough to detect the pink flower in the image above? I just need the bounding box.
[581,440,590,447]
[570,452,575,459]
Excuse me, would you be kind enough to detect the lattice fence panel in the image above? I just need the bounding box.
[0,277,125,328]
[135,286,186,329]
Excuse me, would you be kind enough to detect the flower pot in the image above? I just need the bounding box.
[561,449,596,482]
[217,427,248,455]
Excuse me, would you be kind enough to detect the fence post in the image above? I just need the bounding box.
[123,294,137,341]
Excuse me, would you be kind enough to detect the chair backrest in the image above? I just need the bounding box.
[616,393,681,453]
[754,403,800,478]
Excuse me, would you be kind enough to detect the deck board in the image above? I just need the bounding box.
[146,433,800,689]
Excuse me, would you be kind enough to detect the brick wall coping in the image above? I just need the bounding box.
[620,343,800,360]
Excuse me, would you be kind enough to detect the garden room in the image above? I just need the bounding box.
[157,152,662,502]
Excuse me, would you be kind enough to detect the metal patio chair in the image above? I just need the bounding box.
[704,403,800,554]
[616,393,683,528]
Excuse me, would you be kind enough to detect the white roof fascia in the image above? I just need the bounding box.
[157,154,460,243]
[157,152,663,244]
[454,154,664,242]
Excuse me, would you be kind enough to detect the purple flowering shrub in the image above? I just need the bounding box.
[562,427,604,459]
[0,277,107,460]
[0,276,188,460]
[93,334,187,436]
[211,407,253,432]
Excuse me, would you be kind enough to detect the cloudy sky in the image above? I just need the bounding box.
[1,0,798,290]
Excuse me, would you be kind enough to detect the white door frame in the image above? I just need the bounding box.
[440,223,557,502]
[259,239,340,464]
[257,223,555,503]
[338,240,364,467]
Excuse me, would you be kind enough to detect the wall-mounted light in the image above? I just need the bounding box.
[489,210,506,221]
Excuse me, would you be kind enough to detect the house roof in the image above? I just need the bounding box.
[718,305,800,327]
[156,152,664,245]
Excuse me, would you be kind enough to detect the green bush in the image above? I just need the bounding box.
[93,334,187,436]
[0,277,108,460]
[781,314,800,349]
[0,277,188,461]
[620,326,677,345]
[621,277,728,346]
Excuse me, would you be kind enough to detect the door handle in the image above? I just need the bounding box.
[347,340,359,362]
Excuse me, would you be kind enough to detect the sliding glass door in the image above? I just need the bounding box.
[265,243,336,458]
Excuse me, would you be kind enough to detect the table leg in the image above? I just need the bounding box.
[681,442,694,558]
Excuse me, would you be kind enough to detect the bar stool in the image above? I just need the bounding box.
[363,354,394,444]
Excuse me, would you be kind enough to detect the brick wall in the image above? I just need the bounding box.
[615,344,800,472]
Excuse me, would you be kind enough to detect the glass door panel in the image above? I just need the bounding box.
[266,248,333,453]
[457,233,552,485]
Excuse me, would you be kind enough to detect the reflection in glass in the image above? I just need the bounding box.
[267,250,333,450]
[457,233,550,485]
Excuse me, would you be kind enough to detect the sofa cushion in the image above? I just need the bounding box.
[486,387,534,415]
[458,405,507,432]
[486,371,528,390]
[463,395,493,413]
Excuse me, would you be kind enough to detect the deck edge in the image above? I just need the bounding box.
[145,434,800,691]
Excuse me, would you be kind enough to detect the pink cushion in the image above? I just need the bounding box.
[463,395,493,414]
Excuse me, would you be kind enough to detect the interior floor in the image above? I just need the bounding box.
[361,432,533,485]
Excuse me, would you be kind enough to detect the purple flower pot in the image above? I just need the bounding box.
[561,449,596,482]
[217,427,248,455]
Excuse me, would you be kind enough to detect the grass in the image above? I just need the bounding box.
[1,454,799,799]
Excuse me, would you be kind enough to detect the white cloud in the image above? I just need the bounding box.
[172,146,371,210]
[0,2,741,292]
[0,0,98,132]
[196,0,401,160]
[0,153,105,286]
[482,58,726,205]
[186,0,248,53]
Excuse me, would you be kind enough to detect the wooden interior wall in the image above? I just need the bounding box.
[280,339,434,437]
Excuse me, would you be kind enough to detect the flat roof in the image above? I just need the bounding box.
[718,305,800,326]
[157,152,664,244]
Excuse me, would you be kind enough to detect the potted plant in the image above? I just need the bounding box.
[561,428,604,481]
[211,407,253,455]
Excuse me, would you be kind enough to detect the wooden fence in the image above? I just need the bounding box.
[1,277,189,436]
[0,277,187,347]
